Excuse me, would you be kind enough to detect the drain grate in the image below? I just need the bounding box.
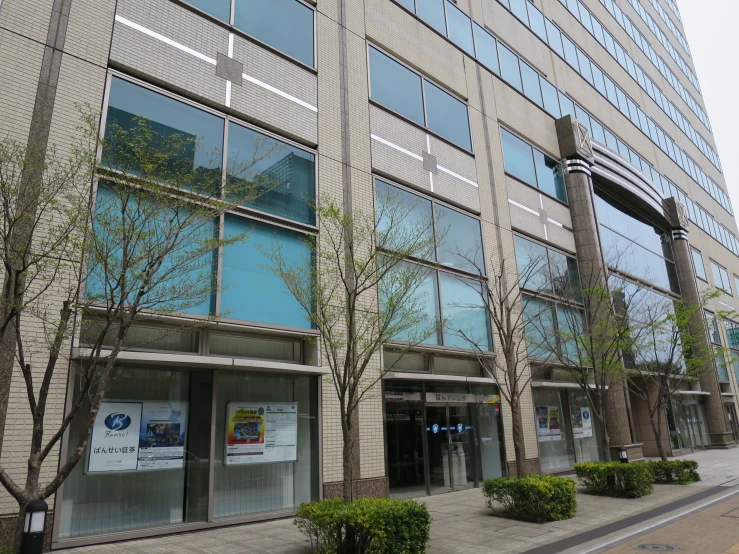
[633,545,680,552]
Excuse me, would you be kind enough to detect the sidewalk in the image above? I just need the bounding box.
[61,448,739,554]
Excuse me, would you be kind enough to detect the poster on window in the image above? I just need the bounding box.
[536,406,562,442]
[572,407,584,439]
[138,401,188,470]
[225,402,298,465]
[88,401,142,473]
[581,406,593,438]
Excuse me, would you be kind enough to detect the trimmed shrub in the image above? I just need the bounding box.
[646,460,701,484]
[294,498,431,554]
[575,462,654,498]
[482,475,577,523]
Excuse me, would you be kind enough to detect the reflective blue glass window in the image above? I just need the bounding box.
[545,20,564,57]
[520,61,543,107]
[527,3,547,41]
[578,2,593,33]
[369,47,425,126]
[501,128,536,187]
[514,235,550,291]
[440,273,491,350]
[576,49,593,84]
[604,76,619,106]
[561,35,579,70]
[523,297,555,360]
[541,78,561,118]
[435,205,485,274]
[558,92,575,117]
[591,119,606,144]
[375,179,435,261]
[385,263,440,345]
[234,0,315,67]
[510,0,530,24]
[417,0,447,35]
[534,150,566,202]
[221,215,312,328]
[103,77,224,186]
[227,122,315,225]
[396,0,415,10]
[592,65,606,96]
[424,80,472,151]
[187,0,230,21]
[690,248,707,281]
[446,1,474,55]
[604,129,618,152]
[498,43,522,92]
[473,24,499,74]
[549,249,581,300]
[557,305,583,361]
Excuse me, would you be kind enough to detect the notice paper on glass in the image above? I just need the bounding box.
[137,401,188,470]
[88,401,142,473]
[225,402,298,466]
[536,405,562,442]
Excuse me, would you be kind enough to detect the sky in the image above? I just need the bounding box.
[679,0,739,216]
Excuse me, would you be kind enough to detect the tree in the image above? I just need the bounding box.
[262,184,440,502]
[452,243,553,477]
[0,109,279,552]
[625,289,726,460]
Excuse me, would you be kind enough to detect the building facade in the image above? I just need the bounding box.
[0,0,738,548]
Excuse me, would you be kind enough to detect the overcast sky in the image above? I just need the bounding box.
[679,0,739,215]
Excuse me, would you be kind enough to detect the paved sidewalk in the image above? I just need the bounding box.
[61,449,739,554]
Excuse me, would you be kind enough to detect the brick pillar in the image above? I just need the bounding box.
[555,116,637,457]
[664,198,735,449]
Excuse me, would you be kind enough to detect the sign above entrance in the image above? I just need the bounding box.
[384,391,422,402]
[425,393,500,404]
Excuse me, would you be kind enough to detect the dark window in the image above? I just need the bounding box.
[368,46,425,126]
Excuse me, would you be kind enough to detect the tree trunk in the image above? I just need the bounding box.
[13,501,28,554]
[601,414,612,462]
[510,395,527,477]
[653,399,668,462]
[341,395,359,503]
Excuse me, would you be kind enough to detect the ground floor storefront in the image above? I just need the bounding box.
[384,380,505,498]
[52,365,320,548]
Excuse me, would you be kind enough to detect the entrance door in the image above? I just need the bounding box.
[687,404,706,449]
[448,405,475,490]
[726,404,739,443]
[425,406,452,494]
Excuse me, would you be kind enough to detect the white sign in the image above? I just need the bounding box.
[88,401,142,473]
[536,406,562,442]
[225,402,298,466]
[138,401,188,470]
[581,406,593,438]
[572,406,594,440]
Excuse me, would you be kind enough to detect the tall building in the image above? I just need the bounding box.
[0,0,738,547]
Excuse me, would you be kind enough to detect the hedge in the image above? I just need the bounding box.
[482,475,577,523]
[645,460,701,484]
[294,498,431,554]
[575,462,654,498]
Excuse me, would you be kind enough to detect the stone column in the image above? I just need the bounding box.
[555,116,639,460]
[664,198,735,448]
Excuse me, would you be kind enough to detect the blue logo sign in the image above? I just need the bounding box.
[104,413,132,431]
[583,410,590,420]
[457,423,464,433]
[431,424,439,434]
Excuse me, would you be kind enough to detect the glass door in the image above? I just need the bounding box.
[425,406,452,494]
[687,404,706,450]
[386,400,426,499]
[448,405,475,490]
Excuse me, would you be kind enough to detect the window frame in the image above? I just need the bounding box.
[366,43,473,153]
[710,259,733,296]
[690,247,707,282]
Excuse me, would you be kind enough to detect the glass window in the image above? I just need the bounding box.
[576,49,593,84]
[227,123,315,225]
[510,0,530,24]
[690,248,707,281]
[604,76,619,106]
[234,0,315,67]
[213,371,318,518]
[103,77,224,186]
[514,235,550,292]
[500,128,536,187]
[541,78,561,118]
[417,0,447,35]
[534,150,566,202]
[523,297,555,360]
[474,24,499,74]
[549,249,581,300]
[221,215,313,328]
[396,0,415,10]
[557,305,584,361]
[527,3,547,41]
[558,94,576,119]
[424,80,472,150]
[385,263,441,345]
[520,61,543,107]
[187,0,230,21]
[561,35,579,70]
[545,19,564,57]
[591,65,606,96]
[711,261,732,295]
[376,179,435,261]
[435,204,485,274]
[440,273,491,351]
[368,47,425,126]
[498,43,522,92]
[446,1,474,55]
[591,119,606,144]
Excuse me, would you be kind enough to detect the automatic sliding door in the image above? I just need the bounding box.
[425,406,452,494]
